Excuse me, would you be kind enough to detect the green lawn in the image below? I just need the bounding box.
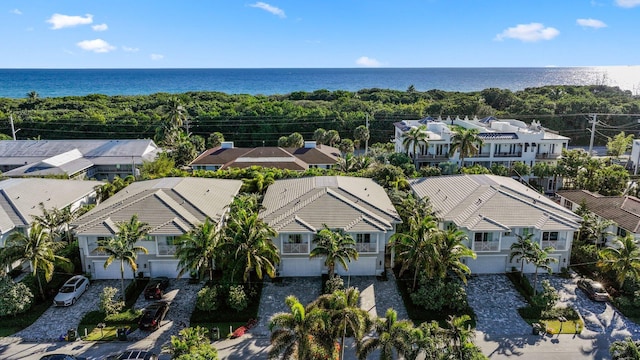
[81,324,136,341]
[0,300,51,337]
[189,322,247,340]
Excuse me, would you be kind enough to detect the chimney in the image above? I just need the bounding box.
[221,141,234,149]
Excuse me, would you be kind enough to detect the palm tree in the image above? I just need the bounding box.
[269,295,334,360]
[401,125,428,160]
[598,234,640,288]
[582,213,614,247]
[433,227,476,284]
[353,125,370,152]
[530,242,558,295]
[509,233,536,277]
[356,308,413,360]
[448,128,483,170]
[313,287,371,360]
[390,215,439,290]
[225,210,279,283]
[324,130,341,148]
[31,203,63,240]
[408,321,443,360]
[95,215,150,302]
[176,218,223,280]
[310,226,359,279]
[610,337,640,360]
[444,315,475,360]
[1,224,71,300]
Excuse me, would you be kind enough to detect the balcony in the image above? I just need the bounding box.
[158,244,177,255]
[89,247,107,256]
[474,241,500,252]
[494,152,523,158]
[356,242,377,253]
[542,239,567,251]
[282,242,309,254]
[415,154,449,162]
[536,153,562,159]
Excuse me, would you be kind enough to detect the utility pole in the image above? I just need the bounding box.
[9,113,16,140]
[365,113,370,154]
[588,114,597,155]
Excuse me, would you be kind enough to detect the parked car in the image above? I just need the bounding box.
[105,351,158,360]
[53,275,89,306]
[39,355,86,360]
[143,277,170,299]
[577,278,610,302]
[138,301,170,330]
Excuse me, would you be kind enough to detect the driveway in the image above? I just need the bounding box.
[10,279,120,342]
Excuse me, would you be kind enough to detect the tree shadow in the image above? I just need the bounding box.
[481,332,546,358]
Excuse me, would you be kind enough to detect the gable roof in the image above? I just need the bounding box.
[409,174,581,232]
[260,176,401,233]
[557,189,640,233]
[0,178,103,234]
[72,177,243,236]
[190,145,340,170]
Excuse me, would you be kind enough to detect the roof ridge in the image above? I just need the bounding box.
[338,187,401,221]
[326,189,392,229]
[153,190,200,226]
[270,188,327,226]
[73,189,156,232]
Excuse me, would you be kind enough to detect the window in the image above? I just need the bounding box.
[356,234,371,243]
[144,235,155,241]
[288,234,302,243]
[503,231,512,236]
[563,199,573,209]
[166,236,179,245]
[521,228,533,236]
[97,236,109,243]
[542,232,559,241]
[474,232,493,242]
[617,227,627,237]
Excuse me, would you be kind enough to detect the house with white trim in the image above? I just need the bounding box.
[259,176,402,277]
[408,174,581,274]
[71,177,242,279]
[394,116,569,192]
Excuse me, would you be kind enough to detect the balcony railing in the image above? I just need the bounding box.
[542,239,567,250]
[283,243,309,254]
[494,152,523,158]
[356,242,376,253]
[474,241,500,252]
[158,244,177,255]
[89,247,107,256]
[536,153,562,159]
[415,154,449,161]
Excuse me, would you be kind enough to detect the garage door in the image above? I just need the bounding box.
[280,258,322,277]
[93,260,133,280]
[468,255,507,274]
[149,260,181,278]
[337,257,377,276]
[518,255,562,274]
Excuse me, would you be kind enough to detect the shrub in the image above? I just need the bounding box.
[325,275,344,294]
[227,285,248,312]
[540,306,580,321]
[99,286,125,316]
[0,277,34,317]
[531,280,559,310]
[196,285,220,312]
[410,277,468,312]
[105,308,143,323]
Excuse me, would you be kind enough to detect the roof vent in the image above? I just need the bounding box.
[304,141,317,149]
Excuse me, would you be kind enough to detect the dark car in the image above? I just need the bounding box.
[39,355,86,360]
[105,350,158,360]
[577,278,610,302]
[138,301,170,330]
[143,277,170,299]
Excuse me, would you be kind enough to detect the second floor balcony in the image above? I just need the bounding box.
[494,152,523,158]
[282,242,309,254]
[536,153,562,159]
[356,242,376,253]
[474,240,500,252]
[158,244,177,255]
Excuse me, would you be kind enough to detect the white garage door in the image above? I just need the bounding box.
[93,260,133,280]
[519,255,562,274]
[149,260,181,278]
[337,257,377,276]
[280,258,322,277]
[468,256,507,274]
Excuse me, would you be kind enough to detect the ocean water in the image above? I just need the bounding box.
[0,67,639,99]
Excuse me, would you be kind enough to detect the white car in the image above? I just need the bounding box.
[53,275,89,306]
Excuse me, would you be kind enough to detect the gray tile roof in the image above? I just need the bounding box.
[0,178,103,234]
[260,176,401,233]
[72,177,242,236]
[557,190,640,233]
[190,145,340,170]
[409,175,581,232]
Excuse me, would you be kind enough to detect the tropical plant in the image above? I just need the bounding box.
[598,234,640,288]
[164,326,218,360]
[1,224,71,300]
[432,227,476,284]
[176,218,223,280]
[99,286,125,316]
[207,131,225,148]
[401,125,428,160]
[448,128,483,170]
[0,276,34,317]
[607,131,634,158]
[509,233,536,276]
[581,213,614,247]
[443,315,475,360]
[227,285,248,312]
[529,242,558,295]
[356,308,413,360]
[338,139,355,154]
[31,203,63,240]
[390,215,439,290]
[610,337,640,360]
[313,128,327,145]
[269,295,334,360]
[224,210,279,283]
[353,125,370,151]
[196,285,220,311]
[310,226,359,279]
[324,130,341,147]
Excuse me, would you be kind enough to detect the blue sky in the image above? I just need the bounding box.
[1,0,639,68]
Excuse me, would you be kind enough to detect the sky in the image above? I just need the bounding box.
[1,0,639,68]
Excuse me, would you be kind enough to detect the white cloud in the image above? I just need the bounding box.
[47,13,93,29]
[10,9,22,15]
[495,23,559,42]
[250,2,286,18]
[92,23,108,32]
[616,0,640,7]
[76,39,115,53]
[150,54,164,61]
[122,46,139,52]
[577,18,607,29]
[356,56,381,67]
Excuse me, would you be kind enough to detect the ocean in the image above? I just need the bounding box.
[0,67,639,99]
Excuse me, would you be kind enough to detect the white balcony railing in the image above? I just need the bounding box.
[158,244,177,255]
[542,239,567,251]
[282,243,309,254]
[474,241,499,252]
[356,242,376,253]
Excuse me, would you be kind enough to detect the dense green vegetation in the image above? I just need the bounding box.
[1,85,639,146]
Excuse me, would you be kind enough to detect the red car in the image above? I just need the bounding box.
[143,277,169,300]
